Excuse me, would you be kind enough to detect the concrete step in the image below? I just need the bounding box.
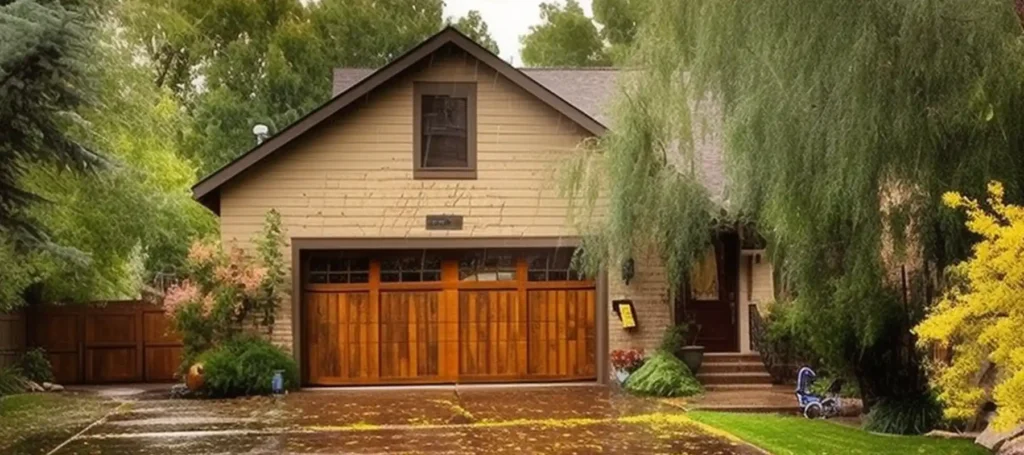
[697,372,774,385]
[703,353,762,363]
[700,362,768,374]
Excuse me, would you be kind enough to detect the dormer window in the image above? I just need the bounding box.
[414,82,477,179]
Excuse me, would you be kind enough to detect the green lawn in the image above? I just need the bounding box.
[0,393,119,455]
[688,411,987,455]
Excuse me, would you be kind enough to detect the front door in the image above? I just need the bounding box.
[678,233,739,352]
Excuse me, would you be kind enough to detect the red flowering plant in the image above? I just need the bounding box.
[611,349,645,373]
[163,210,288,370]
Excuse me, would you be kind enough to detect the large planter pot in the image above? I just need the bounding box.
[186,363,205,391]
[678,346,705,374]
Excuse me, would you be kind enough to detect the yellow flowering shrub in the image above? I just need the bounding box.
[915,181,1024,430]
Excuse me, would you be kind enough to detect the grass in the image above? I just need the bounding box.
[687,411,987,455]
[0,393,119,455]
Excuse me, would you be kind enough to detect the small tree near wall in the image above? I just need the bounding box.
[916,182,1024,431]
[163,210,287,369]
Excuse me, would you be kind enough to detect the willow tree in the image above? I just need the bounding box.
[565,0,1024,420]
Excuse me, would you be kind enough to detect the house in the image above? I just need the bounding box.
[192,27,775,386]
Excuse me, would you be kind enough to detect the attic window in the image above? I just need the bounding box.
[414,82,477,179]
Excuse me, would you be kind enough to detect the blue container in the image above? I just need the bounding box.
[272,370,284,394]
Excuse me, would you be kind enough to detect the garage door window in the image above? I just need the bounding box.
[528,248,584,281]
[459,250,515,281]
[380,252,442,283]
[307,254,370,284]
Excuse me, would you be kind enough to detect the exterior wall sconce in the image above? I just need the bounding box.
[621,257,635,285]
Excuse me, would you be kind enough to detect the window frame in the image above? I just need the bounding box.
[413,82,478,180]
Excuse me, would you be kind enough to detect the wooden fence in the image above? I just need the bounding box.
[21,301,182,384]
[0,311,26,369]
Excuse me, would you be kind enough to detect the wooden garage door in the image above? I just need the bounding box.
[303,249,596,385]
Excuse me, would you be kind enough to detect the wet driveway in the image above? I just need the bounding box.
[55,385,759,454]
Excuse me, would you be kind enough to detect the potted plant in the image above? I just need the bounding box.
[662,321,704,374]
[610,349,645,384]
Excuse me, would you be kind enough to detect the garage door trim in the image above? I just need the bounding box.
[290,237,608,386]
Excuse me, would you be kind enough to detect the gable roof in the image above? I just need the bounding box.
[192,26,609,211]
[333,67,621,126]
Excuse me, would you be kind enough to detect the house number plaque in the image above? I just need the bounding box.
[425,214,464,230]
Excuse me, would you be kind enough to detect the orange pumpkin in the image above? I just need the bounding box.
[186,363,205,391]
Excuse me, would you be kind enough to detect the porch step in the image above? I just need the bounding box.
[700,362,767,374]
[697,372,774,385]
[697,353,773,388]
[702,353,762,363]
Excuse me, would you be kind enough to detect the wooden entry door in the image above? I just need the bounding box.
[679,233,740,352]
[302,248,596,385]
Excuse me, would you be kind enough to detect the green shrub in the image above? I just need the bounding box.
[808,373,860,399]
[659,324,687,353]
[864,393,943,435]
[624,350,703,397]
[199,335,299,397]
[0,366,27,396]
[759,301,813,383]
[18,348,54,384]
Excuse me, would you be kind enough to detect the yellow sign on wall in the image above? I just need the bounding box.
[620,305,637,328]
[614,300,637,329]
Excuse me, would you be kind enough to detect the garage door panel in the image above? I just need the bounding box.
[306,291,377,384]
[527,289,596,379]
[380,291,443,381]
[459,290,524,377]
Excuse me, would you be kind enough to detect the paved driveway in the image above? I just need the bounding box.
[56,385,758,454]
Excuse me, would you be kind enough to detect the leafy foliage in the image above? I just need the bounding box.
[561,63,717,293]
[864,393,943,435]
[198,335,299,397]
[17,348,53,384]
[624,350,702,397]
[19,32,215,304]
[520,0,610,67]
[659,324,688,353]
[0,2,214,311]
[0,366,27,396]
[590,0,645,63]
[575,0,1024,422]
[0,0,105,241]
[760,301,813,383]
[447,10,498,55]
[916,182,1024,430]
[164,210,288,369]
[520,0,645,66]
[121,0,496,175]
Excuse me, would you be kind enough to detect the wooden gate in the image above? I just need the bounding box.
[28,301,182,384]
[303,249,596,386]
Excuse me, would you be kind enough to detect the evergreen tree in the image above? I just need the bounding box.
[0,0,105,240]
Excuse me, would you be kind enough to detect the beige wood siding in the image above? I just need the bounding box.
[218,50,592,347]
[220,52,590,245]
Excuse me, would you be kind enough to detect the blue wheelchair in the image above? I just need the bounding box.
[795,367,842,419]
